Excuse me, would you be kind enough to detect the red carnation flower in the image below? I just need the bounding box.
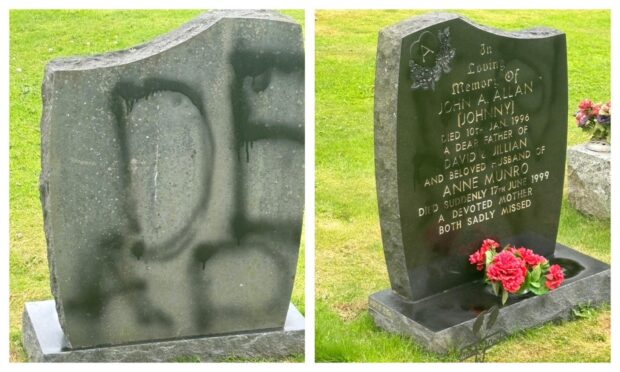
[512,247,546,268]
[469,239,500,271]
[486,250,526,293]
[481,239,500,252]
[545,264,564,290]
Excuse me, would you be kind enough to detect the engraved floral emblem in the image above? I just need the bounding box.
[408,27,456,91]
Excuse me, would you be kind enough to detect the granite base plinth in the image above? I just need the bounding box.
[368,244,610,354]
[22,300,304,362]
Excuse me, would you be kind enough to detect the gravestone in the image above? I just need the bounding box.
[23,10,305,362]
[370,13,610,354]
[567,144,610,219]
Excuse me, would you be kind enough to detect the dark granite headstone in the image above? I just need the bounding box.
[24,10,304,362]
[370,13,609,353]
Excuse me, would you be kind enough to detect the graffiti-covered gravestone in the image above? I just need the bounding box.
[369,13,609,354]
[22,10,304,362]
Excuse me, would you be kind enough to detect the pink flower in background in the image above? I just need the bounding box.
[600,101,611,116]
[579,99,595,111]
[575,111,588,127]
[598,101,611,125]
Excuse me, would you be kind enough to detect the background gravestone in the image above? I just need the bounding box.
[369,13,610,353]
[567,144,610,219]
[22,9,305,362]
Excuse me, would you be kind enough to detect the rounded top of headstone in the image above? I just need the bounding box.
[380,12,563,40]
[44,9,299,73]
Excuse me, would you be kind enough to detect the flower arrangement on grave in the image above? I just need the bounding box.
[574,99,611,151]
[469,239,564,305]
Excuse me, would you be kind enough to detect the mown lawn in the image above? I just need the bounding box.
[9,9,305,362]
[315,10,610,362]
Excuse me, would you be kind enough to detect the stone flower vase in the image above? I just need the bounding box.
[585,139,611,153]
[585,123,611,152]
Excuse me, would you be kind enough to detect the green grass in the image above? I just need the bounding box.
[169,353,304,363]
[315,10,610,362]
[9,9,305,363]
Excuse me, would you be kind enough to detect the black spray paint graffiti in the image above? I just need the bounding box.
[64,80,214,339]
[63,41,304,346]
[111,78,215,260]
[229,46,305,162]
[191,40,304,332]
